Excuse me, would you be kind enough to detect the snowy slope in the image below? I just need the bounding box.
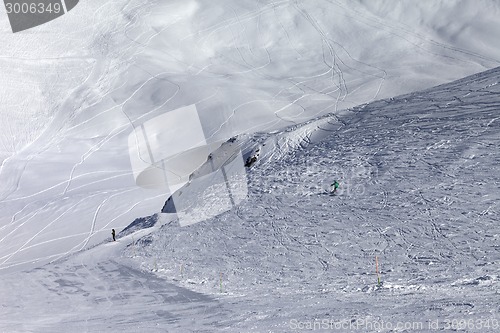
[128,66,500,331]
[1,0,500,331]
[1,0,500,273]
[2,65,499,332]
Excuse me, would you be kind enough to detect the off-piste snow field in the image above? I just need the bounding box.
[1,1,500,332]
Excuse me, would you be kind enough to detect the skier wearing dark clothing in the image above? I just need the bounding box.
[111,229,116,241]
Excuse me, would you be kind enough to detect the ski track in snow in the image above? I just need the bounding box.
[128,67,500,332]
[0,246,227,332]
[1,0,500,331]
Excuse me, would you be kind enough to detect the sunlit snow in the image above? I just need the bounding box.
[1,0,500,331]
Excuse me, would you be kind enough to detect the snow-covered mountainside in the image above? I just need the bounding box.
[2,0,500,273]
[1,0,500,331]
[3,65,499,332]
[124,66,500,332]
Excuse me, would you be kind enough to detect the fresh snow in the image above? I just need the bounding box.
[1,0,500,332]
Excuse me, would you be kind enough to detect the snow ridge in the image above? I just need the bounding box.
[130,66,500,331]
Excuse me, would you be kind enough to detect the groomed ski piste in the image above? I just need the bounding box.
[1,0,500,332]
[139,67,500,332]
[2,65,500,333]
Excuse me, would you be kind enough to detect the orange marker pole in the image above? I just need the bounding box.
[376,256,381,286]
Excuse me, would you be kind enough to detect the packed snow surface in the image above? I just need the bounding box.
[1,0,500,332]
[129,67,500,332]
[2,60,500,333]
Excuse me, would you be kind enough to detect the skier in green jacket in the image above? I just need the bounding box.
[331,180,339,194]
